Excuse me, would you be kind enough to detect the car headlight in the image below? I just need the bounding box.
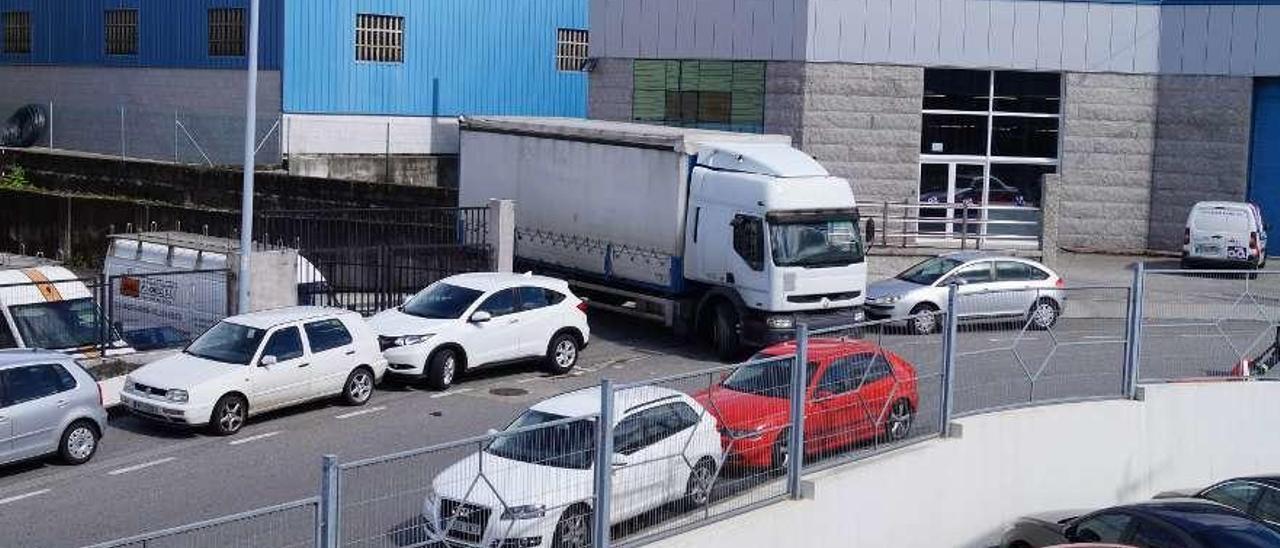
[766,316,794,330]
[395,334,435,346]
[501,504,547,520]
[874,295,901,304]
[165,389,189,403]
[720,425,767,441]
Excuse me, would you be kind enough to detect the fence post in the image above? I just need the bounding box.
[880,201,889,247]
[119,105,126,161]
[940,284,959,436]
[320,454,340,548]
[48,100,53,149]
[787,323,809,499]
[1124,262,1146,398]
[592,379,615,548]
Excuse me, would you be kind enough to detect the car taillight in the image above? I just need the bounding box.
[96,381,104,407]
[576,301,589,314]
[1251,232,1259,253]
[1055,277,1066,289]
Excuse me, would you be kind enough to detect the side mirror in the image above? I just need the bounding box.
[486,428,499,436]
[949,278,968,286]
[469,310,492,323]
[611,453,628,468]
[260,355,278,367]
[864,218,877,248]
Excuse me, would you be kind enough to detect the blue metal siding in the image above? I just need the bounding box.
[0,0,282,69]
[283,0,586,116]
[1250,78,1280,235]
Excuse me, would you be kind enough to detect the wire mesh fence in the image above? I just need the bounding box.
[1140,268,1280,381]
[0,273,123,356]
[105,269,230,351]
[82,498,319,548]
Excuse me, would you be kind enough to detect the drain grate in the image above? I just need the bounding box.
[489,387,529,397]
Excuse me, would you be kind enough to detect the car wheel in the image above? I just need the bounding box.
[770,428,791,471]
[683,457,717,509]
[58,420,99,465]
[209,394,247,436]
[881,399,914,442]
[909,304,940,336]
[711,303,740,362]
[1027,299,1059,330]
[551,504,592,548]
[425,348,460,390]
[544,332,581,375]
[341,367,374,406]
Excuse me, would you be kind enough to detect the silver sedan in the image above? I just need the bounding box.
[865,252,1066,335]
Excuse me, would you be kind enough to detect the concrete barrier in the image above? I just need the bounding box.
[652,380,1280,548]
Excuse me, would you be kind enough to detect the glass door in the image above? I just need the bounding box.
[918,162,985,239]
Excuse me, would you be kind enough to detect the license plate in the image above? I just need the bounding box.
[1195,244,1220,255]
[132,401,159,414]
[448,522,482,535]
[1227,245,1249,260]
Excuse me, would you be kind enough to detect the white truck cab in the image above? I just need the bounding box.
[0,260,133,358]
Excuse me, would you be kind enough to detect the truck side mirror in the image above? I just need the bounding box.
[865,218,877,248]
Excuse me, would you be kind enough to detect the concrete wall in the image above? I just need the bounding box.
[653,381,1280,548]
[1146,76,1254,252]
[287,155,458,188]
[283,114,460,155]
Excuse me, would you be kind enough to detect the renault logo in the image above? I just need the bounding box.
[820,297,831,309]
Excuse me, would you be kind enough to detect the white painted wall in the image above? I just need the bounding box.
[592,0,1280,76]
[283,114,460,155]
[652,381,1280,548]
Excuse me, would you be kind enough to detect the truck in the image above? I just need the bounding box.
[0,254,134,358]
[457,117,868,359]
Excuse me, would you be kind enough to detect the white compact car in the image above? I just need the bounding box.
[1182,201,1269,269]
[120,307,387,435]
[369,273,590,390]
[423,386,723,548]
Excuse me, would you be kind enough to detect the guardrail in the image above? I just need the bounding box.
[860,201,1042,250]
[81,266,1279,548]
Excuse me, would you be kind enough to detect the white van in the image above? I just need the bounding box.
[1182,201,1269,269]
[0,263,133,358]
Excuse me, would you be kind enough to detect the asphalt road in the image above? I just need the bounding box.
[0,269,1277,548]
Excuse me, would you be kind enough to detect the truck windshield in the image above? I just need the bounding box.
[896,257,964,285]
[10,298,116,350]
[485,410,596,470]
[185,321,267,365]
[769,217,864,268]
[402,283,484,319]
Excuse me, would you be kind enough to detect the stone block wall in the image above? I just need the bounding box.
[587,58,634,122]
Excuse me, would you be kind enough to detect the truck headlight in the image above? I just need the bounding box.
[165,389,189,403]
[395,334,435,347]
[766,316,794,330]
[502,504,547,520]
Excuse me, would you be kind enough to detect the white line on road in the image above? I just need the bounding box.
[1083,336,1124,340]
[0,489,50,506]
[228,431,281,446]
[108,457,177,476]
[429,388,474,399]
[335,406,386,419]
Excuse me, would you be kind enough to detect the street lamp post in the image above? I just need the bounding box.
[237,0,261,314]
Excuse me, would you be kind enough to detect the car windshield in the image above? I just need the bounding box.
[1195,207,1251,232]
[10,298,120,350]
[769,216,865,268]
[721,357,819,399]
[485,410,596,470]
[184,321,267,365]
[896,257,964,285]
[402,283,485,319]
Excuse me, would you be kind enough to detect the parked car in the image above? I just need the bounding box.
[369,272,590,390]
[693,337,918,469]
[0,349,107,467]
[1155,476,1280,527]
[422,385,723,548]
[865,252,1065,335]
[921,175,1030,207]
[1182,201,1268,269]
[1001,498,1280,548]
[120,306,386,435]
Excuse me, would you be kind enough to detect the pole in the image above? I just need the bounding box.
[1124,262,1146,398]
[237,0,261,314]
[592,379,615,548]
[940,284,959,436]
[119,105,126,161]
[48,100,53,149]
[787,323,809,499]
[320,455,340,548]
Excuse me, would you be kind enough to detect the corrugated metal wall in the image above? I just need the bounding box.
[283,0,587,116]
[0,0,282,69]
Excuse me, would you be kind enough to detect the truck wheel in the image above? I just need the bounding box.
[711,304,740,362]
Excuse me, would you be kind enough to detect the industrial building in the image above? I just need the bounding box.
[587,0,1280,253]
[0,0,588,183]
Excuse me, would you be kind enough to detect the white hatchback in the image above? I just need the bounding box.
[120,307,387,435]
[423,385,724,548]
[369,273,590,390]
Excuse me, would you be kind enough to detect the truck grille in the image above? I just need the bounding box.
[438,498,491,544]
[787,291,861,304]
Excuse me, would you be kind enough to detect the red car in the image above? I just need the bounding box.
[693,338,919,469]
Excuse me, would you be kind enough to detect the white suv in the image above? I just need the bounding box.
[423,385,723,548]
[369,273,590,390]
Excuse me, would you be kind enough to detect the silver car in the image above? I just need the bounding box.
[865,252,1065,335]
[0,349,107,467]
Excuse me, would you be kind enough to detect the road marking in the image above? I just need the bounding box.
[429,388,474,399]
[335,406,386,419]
[0,489,50,506]
[1083,335,1124,340]
[108,457,177,476]
[228,431,281,446]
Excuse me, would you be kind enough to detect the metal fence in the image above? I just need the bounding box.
[860,201,1042,250]
[105,269,230,351]
[83,498,319,548]
[0,274,116,355]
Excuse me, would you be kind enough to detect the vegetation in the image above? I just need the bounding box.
[0,165,29,189]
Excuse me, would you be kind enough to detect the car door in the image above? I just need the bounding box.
[991,261,1041,317]
[464,288,521,366]
[0,373,13,462]
[943,261,996,318]
[610,406,675,521]
[250,325,312,411]
[513,287,564,358]
[807,356,869,453]
[1,363,73,458]
[1127,516,1192,548]
[302,318,357,397]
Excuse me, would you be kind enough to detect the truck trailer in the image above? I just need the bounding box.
[458,117,868,359]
